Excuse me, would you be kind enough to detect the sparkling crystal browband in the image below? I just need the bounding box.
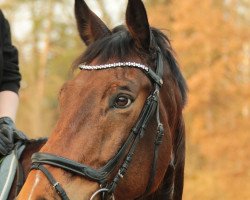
[79,62,149,72]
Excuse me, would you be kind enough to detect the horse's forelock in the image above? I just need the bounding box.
[72,26,187,106]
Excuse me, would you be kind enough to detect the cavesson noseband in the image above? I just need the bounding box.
[31,46,165,200]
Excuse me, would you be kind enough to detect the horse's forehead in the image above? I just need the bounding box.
[74,67,150,89]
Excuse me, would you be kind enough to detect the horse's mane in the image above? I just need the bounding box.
[72,25,187,106]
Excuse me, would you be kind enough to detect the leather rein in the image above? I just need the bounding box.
[30,46,165,200]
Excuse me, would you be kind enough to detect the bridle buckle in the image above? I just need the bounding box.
[53,182,59,188]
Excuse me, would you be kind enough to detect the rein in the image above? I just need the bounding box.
[31,46,165,200]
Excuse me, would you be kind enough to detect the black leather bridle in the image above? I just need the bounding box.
[31,45,165,200]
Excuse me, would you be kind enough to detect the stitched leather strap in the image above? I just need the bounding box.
[31,89,158,183]
[31,163,69,200]
[31,45,165,199]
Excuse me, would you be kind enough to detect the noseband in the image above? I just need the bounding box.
[31,46,165,200]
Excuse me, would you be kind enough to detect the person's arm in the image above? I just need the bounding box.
[0,91,19,122]
[0,11,22,156]
[0,11,21,121]
[0,11,21,97]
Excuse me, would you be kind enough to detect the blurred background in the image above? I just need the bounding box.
[0,0,249,199]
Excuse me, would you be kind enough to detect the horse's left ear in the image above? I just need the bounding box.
[75,0,111,46]
[126,0,151,50]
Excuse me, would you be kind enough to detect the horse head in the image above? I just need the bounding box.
[18,0,187,199]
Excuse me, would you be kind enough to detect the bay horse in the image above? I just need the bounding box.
[18,0,187,199]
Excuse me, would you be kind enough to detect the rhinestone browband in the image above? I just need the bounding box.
[79,62,149,72]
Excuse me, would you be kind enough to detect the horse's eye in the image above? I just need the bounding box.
[114,95,133,109]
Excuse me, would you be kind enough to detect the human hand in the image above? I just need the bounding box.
[0,117,27,156]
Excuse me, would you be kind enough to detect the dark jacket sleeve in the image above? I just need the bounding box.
[0,11,21,94]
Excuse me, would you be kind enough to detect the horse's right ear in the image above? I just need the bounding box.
[75,0,111,46]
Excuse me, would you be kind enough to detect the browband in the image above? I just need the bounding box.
[31,47,165,199]
[79,61,163,87]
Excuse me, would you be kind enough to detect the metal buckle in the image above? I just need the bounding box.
[53,182,59,188]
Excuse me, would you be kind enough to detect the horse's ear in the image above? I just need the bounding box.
[126,0,151,50]
[75,0,111,45]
